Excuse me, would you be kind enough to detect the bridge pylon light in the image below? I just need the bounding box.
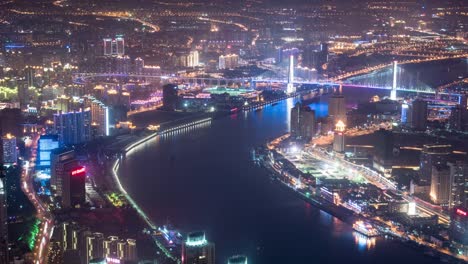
[390,60,397,100]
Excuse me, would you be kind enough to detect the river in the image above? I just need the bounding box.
[117,87,443,264]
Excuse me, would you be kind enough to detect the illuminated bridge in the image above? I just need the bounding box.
[72,58,463,97]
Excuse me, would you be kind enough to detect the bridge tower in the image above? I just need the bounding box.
[287,54,295,94]
[390,60,397,100]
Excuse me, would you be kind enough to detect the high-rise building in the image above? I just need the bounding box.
[84,96,109,137]
[2,133,17,165]
[51,149,77,200]
[328,86,346,123]
[449,105,468,132]
[218,54,239,69]
[62,166,86,208]
[135,57,144,74]
[37,135,59,169]
[333,120,346,153]
[401,102,410,124]
[0,179,7,264]
[227,255,248,264]
[411,99,428,131]
[186,50,199,67]
[85,233,105,264]
[449,207,467,257]
[430,164,451,206]
[373,129,394,176]
[448,161,468,209]
[290,102,315,141]
[420,144,451,185]
[163,84,179,111]
[103,37,125,56]
[104,236,119,259]
[54,110,91,146]
[182,231,215,264]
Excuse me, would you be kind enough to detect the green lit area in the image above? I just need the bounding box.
[18,218,41,251]
[106,192,127,207]
[0,86,18,100]
[203,86,254,96]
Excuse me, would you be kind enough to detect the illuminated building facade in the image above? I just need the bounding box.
[37,135,59,169]
[182,231,215,264]
[420,144,451,185]
[53,110,91,146]
[328,85,346,124]
[0,179,7,264]
[84,96,110,137]
[228,255,248,264]
[85,233,104,264]
[448,161,468,209]
[1,133,17,165]
[218,54,239,69]
[430,164,450,206]
[62,166,86,208]
[103,36,125,56]
[51,149,77,194]
[333,120,346,153]
[449,207,467,257]
[290,102,316,141]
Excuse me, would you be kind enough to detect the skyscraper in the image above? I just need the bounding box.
[420,144,451,185]
[218,54,239,69]
[62,166,86,208]
[51,149,78,201]
[162,84,179,111]
[411,99,428,131]
[290,102,315,141]
[373,129,394,176]
[328,86,346,123]
[0,179,7,264]
[430,164,450,206]
[37,135,59,169]
[54,110,91,146]
[103,37,125,56]
[135,57,144,74]
[85,233,105,264]
[449,207,467,257]
[182,231,215,264]
[84,96,109,137]
[2,133,17,165]
[448,161,468,209]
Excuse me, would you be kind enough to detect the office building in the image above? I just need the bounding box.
[54,110,91,146]
[411,99,428,131]
[333,120,346,153]
[227,255,248,264]
[182,231,215,264]
[2,133,17,165]
[0,179,7,264]
[290,102,316,141]
[328,86,346,123]
[449,207,467,257]
[449,105,468,132]
[219,54,239,69]
[372,129,394,176]
[401,102,411,124]
[420,144,451,185]
[163,84,179,111]
[430,164,451,206]
[37,135,59,169]
[448,161,468,209]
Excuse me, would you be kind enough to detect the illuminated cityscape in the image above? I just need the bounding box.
[0,0,467,263]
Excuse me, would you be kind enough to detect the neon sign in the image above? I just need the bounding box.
[71,167,85,176]
[456,208,467,216]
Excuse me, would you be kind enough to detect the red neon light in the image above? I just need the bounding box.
[71,167,85,176]
[231,108,238,112]
[456,208,467,216]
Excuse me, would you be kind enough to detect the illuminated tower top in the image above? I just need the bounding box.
[335,120,346,132]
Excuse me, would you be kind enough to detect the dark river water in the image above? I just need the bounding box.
[118,87,443,264]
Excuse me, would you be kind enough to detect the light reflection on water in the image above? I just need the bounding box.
[354,232,377,251]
